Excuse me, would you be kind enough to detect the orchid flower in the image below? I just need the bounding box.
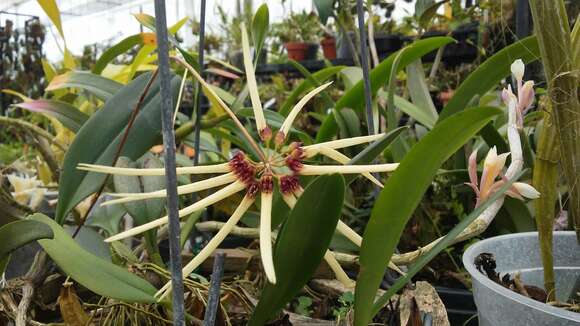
[502,59,535,129]
[466,146,539,206]
[78,24,401,299]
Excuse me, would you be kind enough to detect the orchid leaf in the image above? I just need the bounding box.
[15,100,88,132]
[46,71,122,101]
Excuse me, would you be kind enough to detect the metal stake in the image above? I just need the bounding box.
[203,253,226,326]
[355,0,375,135]
[153,0,185,324]
[193,0,207,166]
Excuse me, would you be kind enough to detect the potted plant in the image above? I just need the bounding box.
[272,11,322,61]
[462,16,580,320]
[320,32,337,60]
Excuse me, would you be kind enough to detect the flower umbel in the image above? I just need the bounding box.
[77,24,402,298]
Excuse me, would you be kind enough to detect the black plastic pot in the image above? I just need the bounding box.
[305,43,319,61]
[338,32,405,61]
[435,286,478,325]
[421,22,479,65]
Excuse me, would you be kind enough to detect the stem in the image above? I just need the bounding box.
[532,102,559,300]
[529,0,580,241]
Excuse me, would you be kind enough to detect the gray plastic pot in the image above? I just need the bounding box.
[463,231,580,325]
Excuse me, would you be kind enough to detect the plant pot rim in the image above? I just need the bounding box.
[463,231,580,322]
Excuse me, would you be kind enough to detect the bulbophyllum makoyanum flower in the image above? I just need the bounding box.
[78,24,400,300]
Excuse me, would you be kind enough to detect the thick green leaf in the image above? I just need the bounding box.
[15,99,88,132]
[279,66,345,116]
[392,95,436,129]
[252,4,269,58]
[0,220,53,258]
[93,34,143,75]
[249,174,345,325]
[318,37,454,142]
[30,213,156,303]
[46,71,123,101]
[354,107,502,325]
[439,36,540,120]
[370,170,525,316]
[55,72,179,224]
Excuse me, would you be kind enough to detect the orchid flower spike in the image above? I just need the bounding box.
[466,147,539,206]
[78,29,405,294]
[503,59,535,129]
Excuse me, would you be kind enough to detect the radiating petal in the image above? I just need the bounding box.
[302,134,386,158]
[260,192,276,284]
[103,173,237,206]
[77,162,230,176]
[299,163,398,175]
[277,82,332,144]
[241,23,268,136]
[155,195,255,300]
[104,181,246,242]
[318,147,383,187]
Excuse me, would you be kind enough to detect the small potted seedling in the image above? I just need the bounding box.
[272,11,321,61]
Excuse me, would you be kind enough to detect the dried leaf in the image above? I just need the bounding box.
[59,283,91,326]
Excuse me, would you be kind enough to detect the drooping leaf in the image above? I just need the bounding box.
[30,213,156,303]
[354,107,502,325]
[248,174,345,325]
[0,220,54,258]
[252,4,269,58]
[46,71,123,101]
[370,170,525,316]
[15,100,88,132]
[55,72,180,224]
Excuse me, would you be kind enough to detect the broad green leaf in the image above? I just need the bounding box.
[252,4,269,58]
[318,37,454,142]
[168,17,189,35]
[30,213,156,303]
[55,72,180,224]
[405,60,438,122]
[47,71,123,101]
[354,107,502,325]
[248,174,345,325]
[439,36,540,120]
[313,0,334,25]
[370,170,525,316]
[15,99,88,132]
[279,66,345,116]
[0,220,53,258]
[86,198,126,236]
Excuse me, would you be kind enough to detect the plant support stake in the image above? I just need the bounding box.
[203,253,226,326]
[193,0,207,166]
[356,0,375,135]
[153,0,185,324]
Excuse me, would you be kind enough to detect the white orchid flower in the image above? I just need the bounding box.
[466,147,539,206]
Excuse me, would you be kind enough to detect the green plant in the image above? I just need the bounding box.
[272,11,322,43]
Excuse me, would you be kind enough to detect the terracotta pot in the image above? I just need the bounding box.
[284,42,309,61]
[320,37,337,59]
